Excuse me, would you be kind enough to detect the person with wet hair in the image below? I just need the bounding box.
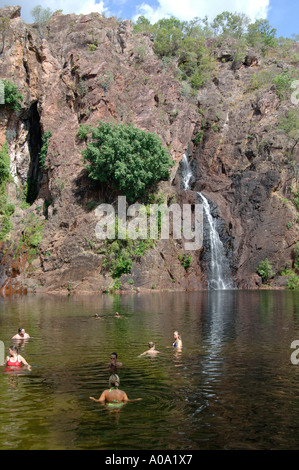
[89,374,141,404]
[12,328,30,340]
[109,352,123,370]
[172,331,182,350]
[4,345,31,371]
[138,342,160,357]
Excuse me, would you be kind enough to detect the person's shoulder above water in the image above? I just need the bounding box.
[4,345,31,371]
[138,342,160,357]
[12,327,30,340]
[173,331,182,348]
[89,374,142,404]
[109,352,123,369]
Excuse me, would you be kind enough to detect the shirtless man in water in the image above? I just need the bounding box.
[138,342,160,357]
[109,352,123,370]
[12,328,30,340]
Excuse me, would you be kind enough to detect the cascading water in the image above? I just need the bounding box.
[180,151,233,290]
[181,152,193,190]
[198,192,233,290]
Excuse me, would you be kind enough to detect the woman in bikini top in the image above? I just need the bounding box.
[5,345,31,370]
[89,374,142,404]
[173,331,182,349]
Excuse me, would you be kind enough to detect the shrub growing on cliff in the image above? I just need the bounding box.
[0,142,13,241]
[2,80,23,111]
[178,253,192,271]
[133,16,216,89]
[100,216,155,279]
[287,274,299,291]
[246,19,277,53]
[31,5,52,25]
[278,110,299,155]
[211,11,250,39]
[257,258,275,283]
[81,121,173,202]
[39,131,52,168]
[294,242,299,273]
[0,141,10,186]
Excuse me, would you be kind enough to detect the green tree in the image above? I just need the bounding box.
[246,19,277,53]
[133,15,216,89]
[153,17,185,58]
[0,17,9,54]
[2,79,23,111]
[182,16,212,39]
[31,5,52,24]
[257,258,275,283]
[133,16,155,34]
[211,11,250,39]
[278,109,299,155]
[0,141,10,186]
[0,142,13,240]
[81,122,173,202]
[293,242,299,273]
[39,131,52,168]
[272,70,293,100]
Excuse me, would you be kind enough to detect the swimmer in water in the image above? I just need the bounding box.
[89,374,142,404]
[109,352,123,370]
[172,331,182,350]
[12,328,30,340]
[114,312,120,318]
[4,345,31,371]
[138,342,160,357]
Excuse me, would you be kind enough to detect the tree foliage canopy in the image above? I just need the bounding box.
[31,5,53,24]
[80,121,173,202]
[133,11,280,89]
[2,79,23,111]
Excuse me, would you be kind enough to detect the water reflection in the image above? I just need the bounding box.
[0,291,299,450]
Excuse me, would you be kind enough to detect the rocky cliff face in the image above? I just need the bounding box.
[0,7,298,295]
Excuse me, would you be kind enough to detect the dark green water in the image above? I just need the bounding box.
[0,290,299,450]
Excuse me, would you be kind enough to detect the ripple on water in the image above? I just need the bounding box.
[1,290,299,450]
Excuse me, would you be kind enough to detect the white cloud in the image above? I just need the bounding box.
[1,0,109,23]
[133,0,270,24]
[1,0,270,25]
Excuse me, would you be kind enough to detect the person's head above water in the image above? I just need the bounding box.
[9,344,18,355]
[110,352,118,362]
[173,331,182,349]
[109,352,123,369]
[12,328,30,339]
[109,374,120,388]
[148,342,155,349]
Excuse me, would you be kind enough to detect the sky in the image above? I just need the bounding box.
[0,0,298,38]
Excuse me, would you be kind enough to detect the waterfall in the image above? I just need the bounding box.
[198,192,233,290]
[181,152,193,190]
[180,151,233,290]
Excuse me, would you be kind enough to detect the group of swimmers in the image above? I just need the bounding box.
[3,324,183,406]
[3,328,32,371]
[89,330,183,405]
